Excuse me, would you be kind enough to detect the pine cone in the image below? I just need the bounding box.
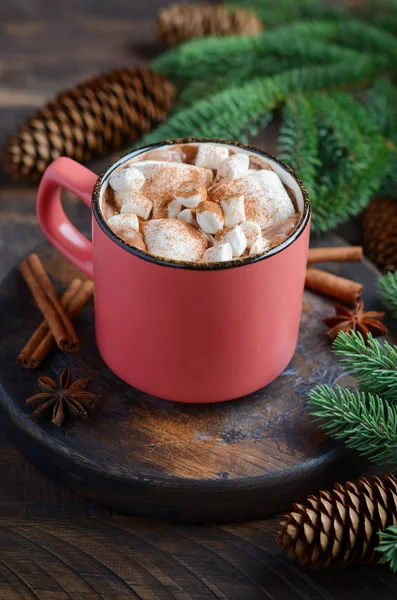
[362,196,397,272]
[277,472,397,568]
[5,68,176,181]
[157,3,263,47]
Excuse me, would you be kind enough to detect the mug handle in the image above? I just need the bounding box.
[37,157,98,278]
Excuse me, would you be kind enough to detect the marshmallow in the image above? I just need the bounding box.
[109,166,145,192]
[240,221,261,249]
[215,226,246,257]
[118,190,153,220]
[263,214,300,239]
[174,180,207,209]
[208,169,295,230]
[127,161,213,218]
[195,144,229,170]
[218,153,249,182]
[107,213,140,233]
[177,208,197,227]
[250,237,270,256]
[110,223,146,251]
[142,219,208,262]
[202,243,233,263]
[167,198,183,219]
[143,147,185,163]
[221,195,246,227]
[196,201,224,234]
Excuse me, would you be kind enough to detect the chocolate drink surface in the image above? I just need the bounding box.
[100,142,302,264]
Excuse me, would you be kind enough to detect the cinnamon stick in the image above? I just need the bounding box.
[305,268,363,304]
[20,253,79,351]
[18,279,94,368]
[307,246,363,265]
[18,278,83,368]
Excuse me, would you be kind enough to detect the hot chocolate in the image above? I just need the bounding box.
[100,141,302,264]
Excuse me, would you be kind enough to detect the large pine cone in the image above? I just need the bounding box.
[157,3,263,47]
[362,196,397,272]
[277,472,397,568]
[5,68,176,181]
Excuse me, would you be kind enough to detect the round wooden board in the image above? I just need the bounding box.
[0,238,385,522]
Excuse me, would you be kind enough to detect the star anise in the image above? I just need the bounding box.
[323,301,388,343]
[26,368,99,426]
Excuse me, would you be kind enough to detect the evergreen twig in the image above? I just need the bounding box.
[377,526,397,571]
[279,95,320,199]
[333,332,397,403]
[141,58,379,145]
[308,385,397,465]
[379,272,397,318]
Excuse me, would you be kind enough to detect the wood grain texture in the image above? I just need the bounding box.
[0,516,396,599]
[0,237,383,522]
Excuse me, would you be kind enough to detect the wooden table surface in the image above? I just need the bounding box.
[0,0,395,598]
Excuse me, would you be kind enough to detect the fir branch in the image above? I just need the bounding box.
[379,271,397,319]
[308,385,397,465]
[176,39,363,108]
[366,80,397,193]
[279,95,320,199]
[306,92,389,232]
[141,59,379,146]
[153,21,384,88]
[333,332,397,403]
[366,80,397,138]
[377,526,397,572]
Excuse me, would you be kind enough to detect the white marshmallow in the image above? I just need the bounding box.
[215,226,246,257]
[202,243,233,263]
[174,180,207,209]
[108,217,146,251]
[196,201,224,234]
[118,190,153,220]
[218,153,249,182]
[107,213,140,233]
[240,221,261,249]
[142,219,208,262]
[143,147,185,163]
[208,169,295,230]
[109,166,145,192]
[250,237,270,256]
[195,144,229,170]
[167,199,182,218]
[177,208,197,226]
[221,195,246,227]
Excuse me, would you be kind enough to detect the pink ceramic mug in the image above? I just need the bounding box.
[37,139,310,403]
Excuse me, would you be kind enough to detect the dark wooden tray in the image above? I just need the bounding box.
[0,237,385,522]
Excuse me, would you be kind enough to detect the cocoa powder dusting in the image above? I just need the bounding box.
[101,143,302,262]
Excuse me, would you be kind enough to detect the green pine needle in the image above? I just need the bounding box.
[142,59,378,145]
[153,25,366,88]
[377,526,397,571]
[333,332,397,404]
[308,385,397,465]
[279,95,320,199]
[304,92,389,232]
[366,80,397,194]
[379,271,397,318]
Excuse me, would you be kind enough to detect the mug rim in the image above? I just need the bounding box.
[92,138,311,271]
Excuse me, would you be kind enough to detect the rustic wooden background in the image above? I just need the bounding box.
[0,0,395,597]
